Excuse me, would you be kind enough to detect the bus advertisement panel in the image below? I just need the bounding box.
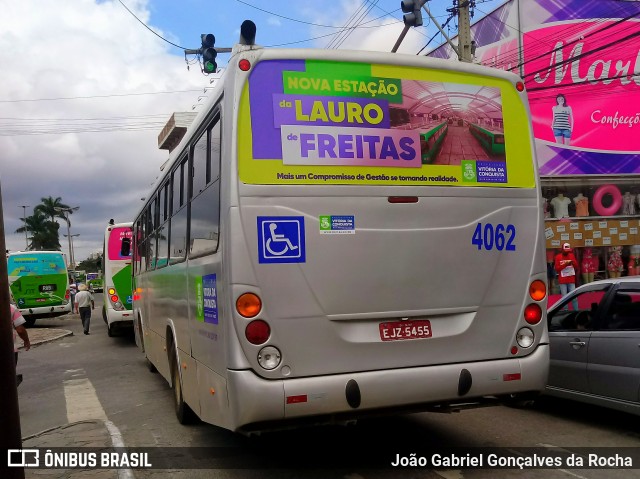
[7,251,71,325]
[429,0,640,175]
[238,59,536,187]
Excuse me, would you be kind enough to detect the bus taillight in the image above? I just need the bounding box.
[524,304,542,324]
[529,280,546,301]
[236,293,262,318]
[245,320,270,345]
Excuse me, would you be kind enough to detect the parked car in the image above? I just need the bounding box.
[547,276,640,415]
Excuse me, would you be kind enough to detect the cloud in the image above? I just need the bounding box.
[267,17,282,27]
[0,0,207,262]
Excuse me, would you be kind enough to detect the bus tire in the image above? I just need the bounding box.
[146,357,157,373]
[170,344,197,424]
[107,323,114,337]
[102,306,107,324]
[25,317,36,327]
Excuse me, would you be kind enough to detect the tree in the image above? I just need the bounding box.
[34,196,74,225]
[15,211,61,250]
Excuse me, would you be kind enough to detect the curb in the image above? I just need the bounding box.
[16,329,73,350]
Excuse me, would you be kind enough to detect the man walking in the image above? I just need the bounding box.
[74,284,94,335]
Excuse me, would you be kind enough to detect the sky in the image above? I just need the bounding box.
[0,0,505,265]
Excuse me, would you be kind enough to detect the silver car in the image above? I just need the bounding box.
[547,276,640,415]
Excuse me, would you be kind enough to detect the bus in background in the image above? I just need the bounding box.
[102,222,134,337]
[133,25,548,434]
[87,272,103,292]
[7,251,71,327]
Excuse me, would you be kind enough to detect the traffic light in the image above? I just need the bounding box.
[201,34,217,74]
[401,0,423,27]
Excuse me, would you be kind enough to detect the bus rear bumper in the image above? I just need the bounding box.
[228,344,549,432]
[21,304,72,317]
[106,309,134,326]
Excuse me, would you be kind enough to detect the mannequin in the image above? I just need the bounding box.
[543,197,551,219]
[607,245,624,278]
[551,193,571,218]
[581,247,598,283]
[573,193,589,217]
[628,244,640,276]
[622,191,636,215]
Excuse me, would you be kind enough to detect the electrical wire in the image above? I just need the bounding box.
[0,90,202,104]
[116,0,192,50]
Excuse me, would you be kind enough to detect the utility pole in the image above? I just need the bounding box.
[19,205,29,250]
[457,0,474,62]
[1,184,26,479]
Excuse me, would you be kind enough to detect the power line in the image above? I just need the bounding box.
[117,0,192,50]
[0,89,202,104]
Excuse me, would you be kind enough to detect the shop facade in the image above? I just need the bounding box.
[429,0,640,297]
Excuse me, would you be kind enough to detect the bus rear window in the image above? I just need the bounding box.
[108,227,133,260]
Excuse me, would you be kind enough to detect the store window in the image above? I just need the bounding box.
[542,176,640,296]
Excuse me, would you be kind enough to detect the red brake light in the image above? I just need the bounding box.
[239,59,251,71]
[111,295,119,303]
[516,81,525,91]
[524,304,542,324]
[245,320,270,345]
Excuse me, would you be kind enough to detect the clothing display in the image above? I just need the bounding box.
[581,248,598,274]
[543,198,551,219]
[550,194,571,218]
[622,192,636,215]
[607,246,624,273]
[573,193,589,217]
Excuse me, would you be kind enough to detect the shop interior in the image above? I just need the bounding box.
[542,176,640,295]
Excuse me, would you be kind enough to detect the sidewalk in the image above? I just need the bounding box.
[14,318,76,351]
[22,420,118,479]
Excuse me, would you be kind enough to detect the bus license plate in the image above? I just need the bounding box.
[379,320,432,341]
[39,284,56,292]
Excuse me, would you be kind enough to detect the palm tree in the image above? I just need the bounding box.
[15,211,61,250]
[34,196,76,225]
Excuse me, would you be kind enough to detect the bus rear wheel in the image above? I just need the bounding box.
[170,345,197,424]
[25,317,36,327]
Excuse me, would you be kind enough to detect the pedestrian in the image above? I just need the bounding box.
[9,302,31,385]
[69,280,77,314]
[75,283,95,335]
[554,242,579,310]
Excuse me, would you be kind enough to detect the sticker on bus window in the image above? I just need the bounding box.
[257,216,306,264]
[195,274,218,324]
[238,59,536,188]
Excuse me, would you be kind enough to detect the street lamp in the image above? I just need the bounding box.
[54,206,79,269]
[19,205,30,249]
[64,234,80,270]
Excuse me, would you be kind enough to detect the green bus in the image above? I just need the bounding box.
[7,251,72,326]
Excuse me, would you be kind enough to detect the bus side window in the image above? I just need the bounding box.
[189,116,221,258]
[192,130,208,198]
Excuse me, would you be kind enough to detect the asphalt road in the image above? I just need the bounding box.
[15,296,640,479]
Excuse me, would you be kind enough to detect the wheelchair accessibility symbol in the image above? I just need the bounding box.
[257,216,306,264]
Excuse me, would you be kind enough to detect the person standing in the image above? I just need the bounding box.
[10,303,31,385]
[69,280,77,314]
[554,243,579,310]
[75,284,95,335]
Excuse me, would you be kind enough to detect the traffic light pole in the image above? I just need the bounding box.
[421,2,460,58]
